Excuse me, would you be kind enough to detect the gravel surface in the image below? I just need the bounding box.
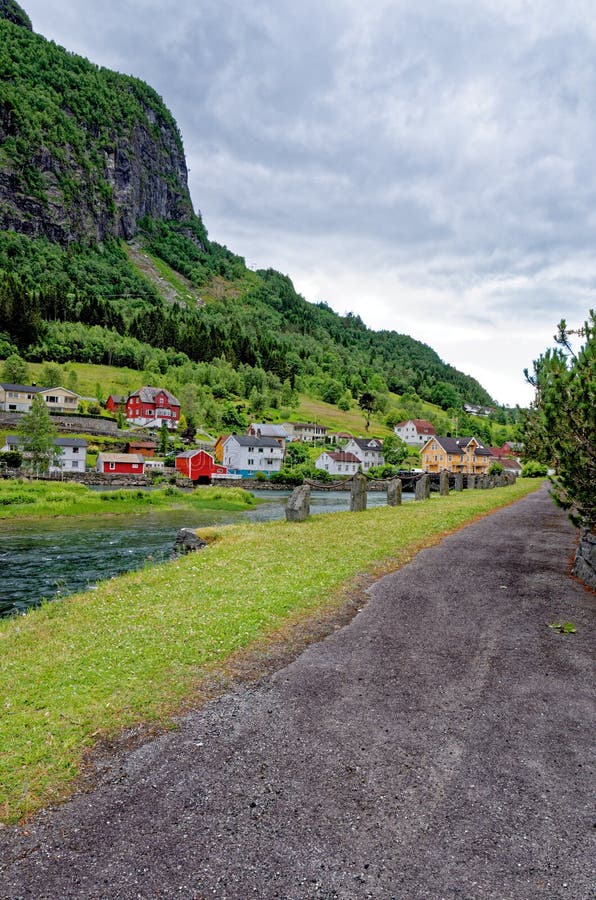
[1,487,594,899]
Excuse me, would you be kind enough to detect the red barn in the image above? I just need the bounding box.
[175,449,228,484]
[96,452,145,474]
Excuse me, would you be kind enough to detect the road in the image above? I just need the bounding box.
[1,486,594,899]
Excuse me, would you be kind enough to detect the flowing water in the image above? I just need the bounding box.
[0,489,412,616]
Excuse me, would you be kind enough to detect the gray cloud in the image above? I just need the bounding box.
[22,0,596,404]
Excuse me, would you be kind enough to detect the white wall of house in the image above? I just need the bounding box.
[394,421,433,445]
[343,439,384,470]
[315,452,360,476]
[223,437,284,474]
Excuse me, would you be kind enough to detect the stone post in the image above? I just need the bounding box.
[387,478,402,506]
[439,470,450,496]
[350,473,368,512]
[454,473,464,492]
[285,483,311,522]
[415,474,431,501]
[467,475,476,490]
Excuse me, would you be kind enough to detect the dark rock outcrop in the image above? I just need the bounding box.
[0,8,194,245]
[172,528,207,558]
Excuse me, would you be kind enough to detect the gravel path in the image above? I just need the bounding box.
[1,487,594,899]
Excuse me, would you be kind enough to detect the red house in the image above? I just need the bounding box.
[175,449,228,484]
[96,452,145,474]
[125,387,181,429]
[105,394,125,414]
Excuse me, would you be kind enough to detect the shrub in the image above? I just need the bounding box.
[521,460,548,478]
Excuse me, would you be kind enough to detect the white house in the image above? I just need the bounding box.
[315,450,361,476]
[2,435,87,473]
[394,419,436,446]
[343,437,384,470]
[282,422,327,443]
[222,435,284,477]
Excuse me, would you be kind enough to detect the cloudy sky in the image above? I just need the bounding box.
[23,0,596,406]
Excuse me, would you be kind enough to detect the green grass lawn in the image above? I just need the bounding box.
[0,479,542,824]
[0,481,256,519]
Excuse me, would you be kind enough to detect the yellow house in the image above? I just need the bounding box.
[421,436,493,474]
[0,383,80,413]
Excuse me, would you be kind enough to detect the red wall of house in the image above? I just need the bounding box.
[175,451,227,480]
[101,461,144,474]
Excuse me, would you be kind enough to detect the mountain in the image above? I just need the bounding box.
[0,3,495,413]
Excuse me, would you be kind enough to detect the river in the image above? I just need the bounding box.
[0,489,412,617]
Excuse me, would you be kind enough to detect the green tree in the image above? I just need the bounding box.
[285,442,311,467]
[381,434,409,466]
[40,361,64,388]
[158,422,170,455]
[523,312,595,529]
[358,391,376,433]
[17,394,58,474]
[1,353,30,384]
[430,381,462,411]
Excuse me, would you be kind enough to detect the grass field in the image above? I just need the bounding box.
[0,478,542,824]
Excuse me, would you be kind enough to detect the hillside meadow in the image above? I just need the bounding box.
[0,478,541,824]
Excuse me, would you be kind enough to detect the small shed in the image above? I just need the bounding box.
[96,453,145,474]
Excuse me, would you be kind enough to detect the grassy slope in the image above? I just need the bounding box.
[0,479,541,824]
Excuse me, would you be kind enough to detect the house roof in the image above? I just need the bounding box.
[322,451,361,463]
[290,422,327,431]
[396,419,436,433]
[128,386,180,406]
[249,424,288,438]
[348,438,383,451]
[226,435,280,448]
[176,449,213,459]
[54,438,88,448]
[5,435,87,448]
[97,453,144,464]
[0,383,43,393]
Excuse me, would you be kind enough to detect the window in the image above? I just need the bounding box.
[72,461,79,469]
[132,464,139,469]
[248,446,255,452]
[258,448,264,453]
[248,458,254,465]
[46,396,58,403]
[72,447,79,454]
[109,462,116,471]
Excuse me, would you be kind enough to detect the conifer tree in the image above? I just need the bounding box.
[523,311,595,529]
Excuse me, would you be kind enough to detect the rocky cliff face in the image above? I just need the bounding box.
[0,5,194,245]
[0,0,31,30]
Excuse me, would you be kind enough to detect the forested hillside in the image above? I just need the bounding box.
[0,2,495,415]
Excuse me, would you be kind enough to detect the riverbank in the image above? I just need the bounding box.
[0,478,542,824]
[0,480,256,519]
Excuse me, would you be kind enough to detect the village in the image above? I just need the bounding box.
[0,380,523,482]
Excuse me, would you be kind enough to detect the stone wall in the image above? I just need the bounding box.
[572,529,596,589]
